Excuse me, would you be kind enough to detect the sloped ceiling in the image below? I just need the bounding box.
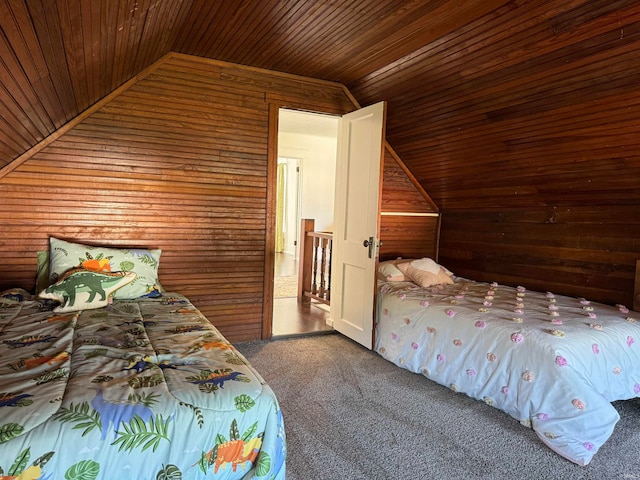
[2,0,639,210]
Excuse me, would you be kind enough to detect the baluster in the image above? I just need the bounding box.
[319,238,327,299]
[299,226,333,305]
[298,219,315,303]
[311,236,319,294]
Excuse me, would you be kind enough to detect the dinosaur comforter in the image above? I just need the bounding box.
[0,289,286,479]
[375,278,640,466]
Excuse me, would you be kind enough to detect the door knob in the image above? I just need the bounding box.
[363,236,374,258]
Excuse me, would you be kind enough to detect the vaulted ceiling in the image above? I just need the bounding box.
[2,0,639,210]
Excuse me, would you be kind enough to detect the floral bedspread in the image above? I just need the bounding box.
[0,289,285,479]
[375,278,640,466]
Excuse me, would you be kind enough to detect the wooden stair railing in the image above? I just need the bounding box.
[298,219,332,305]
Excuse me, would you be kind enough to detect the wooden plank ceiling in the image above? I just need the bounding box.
[1,0,639,211]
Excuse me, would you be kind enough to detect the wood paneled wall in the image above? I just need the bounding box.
[3,1,638,313]
[348,1,640,308]
[439,206,640,308]
[0,53,438,341]
[0,54,358,342]
[379,149,439,261]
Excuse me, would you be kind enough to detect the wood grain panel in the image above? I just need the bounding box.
[351,1,640,213]
[439,207,640,308]
[2,0,639,329]
[379,148,440,261]
[380,149,437,214]
[634,260,640,312]
[0,54,357,342]
[352,1,639,307]
[173,0,507,85]
[379,215,439,262]
[0,52,440,340]
[0,0,191,170]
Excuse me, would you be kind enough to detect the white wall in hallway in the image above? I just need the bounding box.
[279,130,338,234]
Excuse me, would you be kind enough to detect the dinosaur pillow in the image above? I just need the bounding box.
[48,237,163,299]
[39,268,137,313]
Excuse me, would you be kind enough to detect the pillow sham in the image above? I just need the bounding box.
[396,258,454,288]
[409,257,454,277]
[35,249,50,293]
[377,260,410,282]
[39,268,137,313]
[48,237,163,299]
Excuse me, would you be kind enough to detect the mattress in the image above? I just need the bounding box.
[0,289,286,479]
[375,277,640,465]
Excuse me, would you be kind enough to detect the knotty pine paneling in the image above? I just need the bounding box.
[439,206,640,308]
[0,54,357,342]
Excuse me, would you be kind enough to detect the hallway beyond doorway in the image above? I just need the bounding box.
[272,253,333,337]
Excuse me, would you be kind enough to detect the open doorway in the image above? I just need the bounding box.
[272,108,338,336]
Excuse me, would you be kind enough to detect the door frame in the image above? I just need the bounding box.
[263,104,280,339]
[263,103,347,339]
[263,102,385,341]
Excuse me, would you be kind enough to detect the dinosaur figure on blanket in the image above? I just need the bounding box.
[91,388,154,440]
[186,368,250,390]
[196,419,264,475]
[123,354,179,373]
[3,334,57,349]
[0,391,33,407]
[8,351,69,370]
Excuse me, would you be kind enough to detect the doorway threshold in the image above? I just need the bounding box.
[272,297,333,337]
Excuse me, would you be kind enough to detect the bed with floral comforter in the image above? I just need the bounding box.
[375,277,640,466]
[0,289,286,479]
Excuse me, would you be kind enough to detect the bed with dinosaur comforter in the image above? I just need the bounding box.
[375,275,640,466]
[0,288,286,479]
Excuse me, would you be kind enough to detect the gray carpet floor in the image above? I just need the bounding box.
[236,333,640,480]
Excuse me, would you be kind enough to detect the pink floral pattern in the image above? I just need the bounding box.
[376,276,640,466]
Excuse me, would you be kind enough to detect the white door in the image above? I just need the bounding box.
[330,102,386,349]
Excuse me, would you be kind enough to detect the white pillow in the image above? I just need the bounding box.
[396,258,454,288]
[377,260,410,282]
[408,257,441,274]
